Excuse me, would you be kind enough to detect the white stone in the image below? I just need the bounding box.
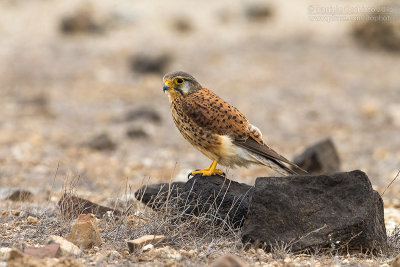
[0,247,12,261]
[47,235,81,257]
[142,244,154,252]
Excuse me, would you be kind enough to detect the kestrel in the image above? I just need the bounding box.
[162,71,307,177]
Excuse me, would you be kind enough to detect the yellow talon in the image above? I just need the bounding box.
[190,161,224,177]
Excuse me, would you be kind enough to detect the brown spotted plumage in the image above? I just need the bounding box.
[163,71,307,176]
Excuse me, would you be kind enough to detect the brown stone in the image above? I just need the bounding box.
[393,253,400,267]
[7,249,46,267]
[210,254,248,267]
[1,210,20,217]
[67,213,102,249]
[6,190,33,201]
[26,216,40,225]
[127,235,165,253]
[24,243,61,258]
[58,193,121,219]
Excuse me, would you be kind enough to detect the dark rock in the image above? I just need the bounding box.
[6,190,33,202]
[60,5,105,35]
[135,182,185,209]
[352,7,400,53]
[172,18,193,33]
[242,170,387,253]
[180,175,253,227]
[136,175,253,228]
[293,138,340,174]
[23,243,61,259]
[124,108,161,123]
[244,3,273,22]
[84,133,116,151]
[19,95,48,107]
[129,53,170,75]
[126,127,148,139]
[17,94,55,118]
[58,193,121,219]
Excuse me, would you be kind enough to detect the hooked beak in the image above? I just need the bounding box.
[163,80,172,92]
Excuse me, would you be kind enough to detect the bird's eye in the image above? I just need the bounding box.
[175,78,184,85]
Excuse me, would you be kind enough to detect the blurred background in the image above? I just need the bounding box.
[0,0,399,200]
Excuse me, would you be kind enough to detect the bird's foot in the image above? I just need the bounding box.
[188,168,225,178]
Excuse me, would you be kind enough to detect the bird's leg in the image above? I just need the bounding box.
[190,160,225,177]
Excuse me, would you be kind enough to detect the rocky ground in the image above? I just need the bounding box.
[0,0,400,266]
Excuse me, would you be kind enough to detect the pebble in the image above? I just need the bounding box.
[26,216,40,225]
[127,235,165,252]
[142,244,154,252]
[47,235,81,257]
[1,210,20,217]
[360,100,378,117]
[0,247,12,260]
[107,250,121,259]
[210,254,248,267]
[67,214,103,249]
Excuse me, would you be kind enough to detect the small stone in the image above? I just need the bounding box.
[142,244,154,252]
[92,252,106,264]
[84,133,116,151]
[126,127,149,139]
[58,193,121,220]
[360,100,378,117]
[121,250,130,257]
[6,190,33,202]
[352,7,400,52]
[210,254,248,267]
[127,235,165,253]
[342,259,350,264]
[124,108,162,123]
[0,247,12,260]
[26,216,40,225]
[175,253,182,261]
[388,104,400,127]
[107,250,121,260]
[129,53,170,75]
[1,210,20,217]
[47,235,81,257]
[188,250,196,257]
[67,214,102,249]
[59,4,105,35]
[7,249,46,267]
[293,138,340,174]
[172,17,193,33]
[392,253,400,267]
[244,3,273,22]
[24,243,61,259]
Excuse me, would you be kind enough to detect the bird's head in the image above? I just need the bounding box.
[162,71,202,99]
